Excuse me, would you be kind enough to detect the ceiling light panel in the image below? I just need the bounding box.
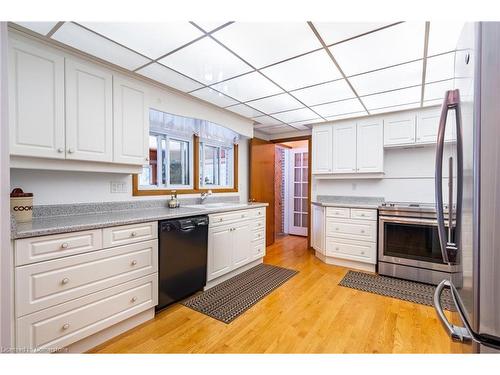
[325,111,368,121]
[248,93,303,114]
[261,49,342,91]
[14,21,58,35]
[159,37,252,85]
[425,52,455,83]
[312,98,365,117]
[52,22,150,70]
[360,85,422,110]
[212,22,322,68]
[272,107,318,123]
[79,22,204,60]
[136,63,203,92]
[330,22,425,76]
[369,101,421,115]
[424,79,454,101]
[253,115,283,126]
[189,87,238,107]
[313,22,394,45]
[226,104,264,118]
[210,71,282,102]
[427,22,465,56]
[349,60,422,96]
[292,79,355,106]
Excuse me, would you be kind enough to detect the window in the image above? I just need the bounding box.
[200,143,234,188]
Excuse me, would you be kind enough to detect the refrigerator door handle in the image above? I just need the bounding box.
[433,279,472,342]
[435,89,463,265]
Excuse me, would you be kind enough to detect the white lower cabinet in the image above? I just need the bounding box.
[207,207,266,284]
[13,221,158,352]
[313,205,377,271]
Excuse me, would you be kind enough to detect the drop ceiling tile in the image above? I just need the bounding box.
[248,93,302,114]
[79,22,204,60]
[289,118,324,126]
[14,21,58,35]
[325,111,368,121]
[360,85,422,110]
[292,79,356,106]
[259,124,297,134]
[52,23,151,70]
[226,104,264,118]
[369,102,421,115]
[253,115,283,126]
[261,49,342,91]
[272,107,318,123]
[312,98,365,117]
[159,37,252,85]
[210,71,282,102]
[194,22,231,33]
[427,22,465,56]
[349,60,423,96]
[213,22,322,68]
[425,52,455,83]
[330,22,425,76]
[136,63,203,92]
[189,87,238,107]
[289,124,311,131]
[424,79,454,101]
[314,22,394,45]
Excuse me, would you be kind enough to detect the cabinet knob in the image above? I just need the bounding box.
[57,148,64,153]
[60,242,69,249]
[130,231,137,237]
[335,227,339,231]
[241,214,245,218]
[61,277,70,285]
[131,260,137,266]
[219,218,223,222]
[68,148,74,154]
[62,323,70,330]
[361,251,365,255]
[145,157,149,162]
[131,296,137,303]
[360,230,365,234]
[360,214,365,217]
[258,212,261,215]
[335,247,339,251]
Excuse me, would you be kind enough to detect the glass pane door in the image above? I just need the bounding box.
[288,148,308,236]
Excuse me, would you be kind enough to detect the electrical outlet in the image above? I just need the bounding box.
[110,181,127,193]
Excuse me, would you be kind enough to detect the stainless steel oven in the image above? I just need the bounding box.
[378,202,462,286]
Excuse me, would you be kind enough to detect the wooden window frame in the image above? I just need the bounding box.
[132,135,238,196]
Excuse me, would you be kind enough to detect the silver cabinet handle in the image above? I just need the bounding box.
[61,277,69,285]
[360,230,365,234]
[435,89,463,265]
[145,157,149,162]
[360,213,365,217]
[335,247,339,251]
[361,251,365,255]
[68,148,74,154]
[131,260,137,266]
[130,231,137,237]
[60,242,69,249]
[131,296,137,303]
[241,214,245,218]
[57,148,64,153]
[62,323,70,330]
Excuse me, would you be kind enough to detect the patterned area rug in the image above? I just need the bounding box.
[182,264,298,323]
[339,270,456,311]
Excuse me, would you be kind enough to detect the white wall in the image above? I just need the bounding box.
[313,143,454,203]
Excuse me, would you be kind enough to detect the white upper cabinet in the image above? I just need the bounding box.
[383,112,416,147]
[416,107,456,144]
[332,122,357,173]
[113,75,149,165]
[356,118,384,173]
[312,126,333,174]
[9,38,65,159]
[65,59,113,162]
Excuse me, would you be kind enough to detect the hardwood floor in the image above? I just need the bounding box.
[90,235,471,354]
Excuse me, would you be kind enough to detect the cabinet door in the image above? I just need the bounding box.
[9,38,65,159]
[356,119,383,173]
[416,107,456,144]
[232,222,252,269]
[65,59,113,162]
[312,126,333,174]
[311,205,325,254]
[207,226,233,281]
[332,122,357,173]
[113,76,149,165]
[383,113,416,146]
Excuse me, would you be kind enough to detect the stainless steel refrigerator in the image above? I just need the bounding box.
[433,22,500,353]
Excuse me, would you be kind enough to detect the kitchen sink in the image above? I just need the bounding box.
[184,202,248,209]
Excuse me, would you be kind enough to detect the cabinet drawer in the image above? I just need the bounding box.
[251,218,265,231]
[326,207,350,218]
[252,229,265,242]
[350,209,377,221]
[16,274,158,350]
[325,218,377,242]
[102,221,157,248]
[252,240,266,260]
[325,238,376,264]
[249,207,266,219]
[15,239,158,317]
[209,210,251,227]
[15,229,103,266]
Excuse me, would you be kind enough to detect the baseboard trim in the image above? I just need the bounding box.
[315,251,375,273]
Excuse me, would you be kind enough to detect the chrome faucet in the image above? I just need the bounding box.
[200,190,212,203]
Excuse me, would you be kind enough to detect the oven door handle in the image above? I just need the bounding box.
[379,216,443,225]
[435,89,463,265]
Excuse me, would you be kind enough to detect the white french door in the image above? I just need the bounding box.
[287,148,308,236]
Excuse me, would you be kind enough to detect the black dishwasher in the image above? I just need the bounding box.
[157,215,209,311]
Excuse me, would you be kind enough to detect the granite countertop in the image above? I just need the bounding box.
[11,199,268,239]
[312,195,385,209]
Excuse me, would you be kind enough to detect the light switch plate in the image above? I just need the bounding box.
[110,181,128,193]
